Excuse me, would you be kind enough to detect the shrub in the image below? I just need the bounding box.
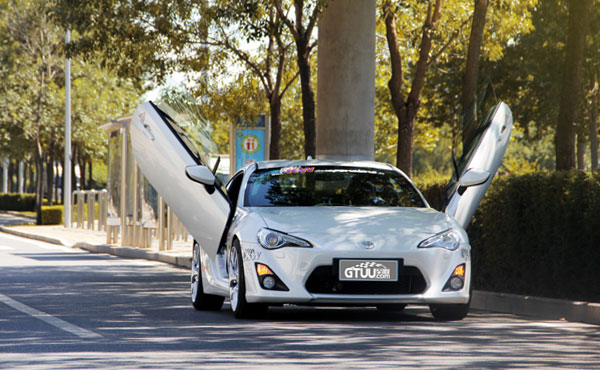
[72,202,99,221]
[416,181,447,211]
[41,205,63,225]
[0,193,36,211]
[468,171,600,302]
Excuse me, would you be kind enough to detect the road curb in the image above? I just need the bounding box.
[0,211,36,220]
[471,290,600,325]
[0,226,66,246]
[74,242,190,269]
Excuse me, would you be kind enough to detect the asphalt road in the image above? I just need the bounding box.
[1,232,599,369]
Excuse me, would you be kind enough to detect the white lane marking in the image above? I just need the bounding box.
[0,293,103,339]
[0,246,13,250]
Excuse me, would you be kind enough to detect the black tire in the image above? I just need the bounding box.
[191,241,225,311]
[429,302,470,321]
[228,239,267,319]
[376,304,407,312]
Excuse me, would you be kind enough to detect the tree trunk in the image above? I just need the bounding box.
[577,133,586,170]
[274,0,319,158]
[385,0,442,177]
[46,154,54,206]
[555,0,595,170]
[53,162,59,203]
[79,157,86,191]
[71,145,78,191]
[28,162,34,193]
[25,161,35,193]
[396,108,418,176]
[296,41,316,158]
[8,160,14,193]
[385,6,408,173]
[591,76,599,170]
[88,160,93,189]
[35,146,43,225]
[269,94,282,160]
[461,0,488,134]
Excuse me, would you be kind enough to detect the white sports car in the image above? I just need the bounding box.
[129,99,513,320]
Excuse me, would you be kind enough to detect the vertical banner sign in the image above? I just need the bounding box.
[232,114,269,174]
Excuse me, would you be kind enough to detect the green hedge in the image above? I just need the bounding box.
[464,171,600,302]
[41,205,63,225]
[416,180,446,211]
[418,171,600,302]
[0,193,36,211]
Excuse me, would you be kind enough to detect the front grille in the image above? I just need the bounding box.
[305,265,427,295]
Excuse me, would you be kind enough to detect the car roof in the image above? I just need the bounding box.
[253,159,398,172]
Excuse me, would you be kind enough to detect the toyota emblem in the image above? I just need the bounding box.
[360,241,375,250]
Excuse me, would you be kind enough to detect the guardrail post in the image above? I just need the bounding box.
[97,190,107,231]
[76,191,84,228]
[158,196,165,251]
[87,190,95,230]
[69,190,75,228]
[166,206,173,251]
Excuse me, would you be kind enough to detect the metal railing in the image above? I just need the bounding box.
[72,189,189,251]
[71,190,108,231]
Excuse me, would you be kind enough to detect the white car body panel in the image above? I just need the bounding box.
[129,102,230,259]
[445,102,513,228]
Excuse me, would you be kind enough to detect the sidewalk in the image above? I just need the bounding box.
[0,214,193,269]
[0,214,598,325]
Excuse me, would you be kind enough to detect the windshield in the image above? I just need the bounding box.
[244,166,426,207]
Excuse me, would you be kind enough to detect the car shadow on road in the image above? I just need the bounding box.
[222,303,435,323]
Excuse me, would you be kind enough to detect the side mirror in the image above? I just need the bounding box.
[458,168,490,188]
[185,165,215,186]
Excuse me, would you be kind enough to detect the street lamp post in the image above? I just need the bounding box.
[64,29,71,228]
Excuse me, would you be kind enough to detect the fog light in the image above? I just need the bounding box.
[443,264,467,292]
[453,264,465,277]
[262,276,276,289]
[256,263,272,276]
[449,276,464,290]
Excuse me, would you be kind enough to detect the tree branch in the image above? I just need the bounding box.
[273,0,300,41]
[428,16,471,67]
[305,0,324,40]
[280,71,299,99]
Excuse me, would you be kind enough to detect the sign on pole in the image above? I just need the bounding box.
[230,114,269,176]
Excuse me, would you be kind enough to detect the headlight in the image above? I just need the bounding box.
[257,228,312,249]
[418,229,461,251]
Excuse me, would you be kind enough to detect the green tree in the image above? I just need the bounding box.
[0,0,63,223]
[56,0,299,160]
[555,0,596,170]
[273,0,324,158]
[207,1,298,159]
[380,0,537,177]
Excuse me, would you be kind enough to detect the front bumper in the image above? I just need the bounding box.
[240,241,471,305]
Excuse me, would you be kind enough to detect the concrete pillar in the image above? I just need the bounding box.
[316,0,376,161]
[2,158,8,193]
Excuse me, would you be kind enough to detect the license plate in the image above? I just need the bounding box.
[338,259,398,282]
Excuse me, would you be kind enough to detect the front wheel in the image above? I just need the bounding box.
[191,241,224,311]
[228,239,267,319]
[429,303,469,321]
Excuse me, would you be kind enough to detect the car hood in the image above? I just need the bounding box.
[252,207,452,251]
